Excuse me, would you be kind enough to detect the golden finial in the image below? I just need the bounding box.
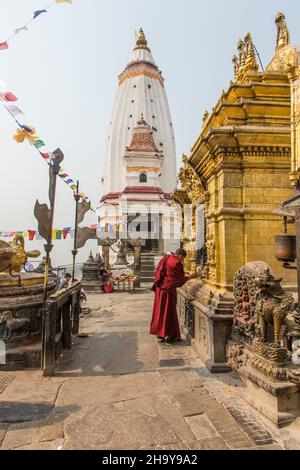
[233,33,258,82]
[244,33,259,73]
[275,12,290,50]
[134,28,151,52]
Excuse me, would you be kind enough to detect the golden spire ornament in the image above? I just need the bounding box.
[275,12,290,50]
[134,28,151,52]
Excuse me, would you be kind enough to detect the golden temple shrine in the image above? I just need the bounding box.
[174,12,300,373]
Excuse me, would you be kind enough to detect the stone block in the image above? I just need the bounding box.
[171,390,217,417]
[242,375,300,428]
[185,415,218,439]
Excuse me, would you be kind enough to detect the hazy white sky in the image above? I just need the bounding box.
[0,0,299,266]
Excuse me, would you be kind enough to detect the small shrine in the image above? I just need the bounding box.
[81,252,103,293]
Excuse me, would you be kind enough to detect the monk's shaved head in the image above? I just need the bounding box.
[176,248,187,259]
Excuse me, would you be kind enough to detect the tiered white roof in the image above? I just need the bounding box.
[102,29,177,197]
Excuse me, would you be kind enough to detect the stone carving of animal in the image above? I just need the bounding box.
[255,269,295,343]
[0,311,31,340]
[0,235,40,274]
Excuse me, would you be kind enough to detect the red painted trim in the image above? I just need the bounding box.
[123,61,159,73]
[123,186,163,194]
[122,198,169,202]
[100,190,172,205]
[100,192,122,203]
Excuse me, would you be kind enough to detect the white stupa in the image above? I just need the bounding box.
[98,29,180,254]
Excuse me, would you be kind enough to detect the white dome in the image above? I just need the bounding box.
[102,29,177,197]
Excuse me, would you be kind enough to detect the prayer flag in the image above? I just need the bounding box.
[33,10,47,19]
[40,152,51,160]
[14,26,28,35]
[63,227,71,239]
[34,140,46,149]
[6,105,24,117]
[56,230,63,240]
[20,124,34,133]
[0,42,8,51]
[0,92,18,102]
[28,230,36,241]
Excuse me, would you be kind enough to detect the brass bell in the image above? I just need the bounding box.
[275,235,297,262]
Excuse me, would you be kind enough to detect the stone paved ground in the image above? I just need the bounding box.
[0,289,298,450]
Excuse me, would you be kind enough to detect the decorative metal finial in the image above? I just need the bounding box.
[275,12,290,50]
[134,28,151,52]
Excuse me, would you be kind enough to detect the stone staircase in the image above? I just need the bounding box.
[140,254,156,284]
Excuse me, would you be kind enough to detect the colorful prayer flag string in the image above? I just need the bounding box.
[0,87,94,209]
[0,224,97,241]
[0,0,73,52]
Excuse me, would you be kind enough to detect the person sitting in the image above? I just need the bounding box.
[59,273,72,290]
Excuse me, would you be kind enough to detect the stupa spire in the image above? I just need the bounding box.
[134,28,151,52]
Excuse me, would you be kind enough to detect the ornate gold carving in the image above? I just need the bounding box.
[202,110,209,128]
[0,235,40,275]
[267,44,298,75]
[275,12,290,50]
[255,268,295,343]
[233,33,259,82]
[267,14,298,75]
[205,233,216,281]
[233,262,295,344]
[229,262,300,385]
[206,235,216,266]
[177,155,207,206]
[127,167,160,173]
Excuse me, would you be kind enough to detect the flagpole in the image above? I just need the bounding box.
[72,181,80,283]
[41,161,59,371]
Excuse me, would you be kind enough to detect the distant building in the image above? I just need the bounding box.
[98,29,180,254]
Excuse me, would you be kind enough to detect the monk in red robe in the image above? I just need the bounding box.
[150,249,197,342]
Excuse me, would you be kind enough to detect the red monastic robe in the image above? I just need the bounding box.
[150,254,188,340]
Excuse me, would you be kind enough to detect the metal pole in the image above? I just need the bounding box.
[72,181,80,283]
[41,163,58,371]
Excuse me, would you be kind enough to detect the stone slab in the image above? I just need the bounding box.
[171,390,218,417]
[0,403,54,424]
[63,404,180,450]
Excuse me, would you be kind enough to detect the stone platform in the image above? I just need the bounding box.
[0,290,287,450]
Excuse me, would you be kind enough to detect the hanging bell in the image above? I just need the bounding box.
[275,235,297,262]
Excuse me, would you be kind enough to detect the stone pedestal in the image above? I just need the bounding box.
[227,339,300,427]
[178,280,233,373]
[0,273,56,370]
[242,375,300,427]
